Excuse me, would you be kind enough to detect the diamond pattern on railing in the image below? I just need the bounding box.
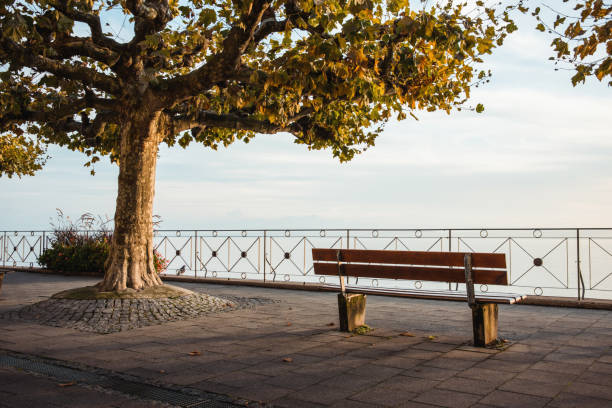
[508,238,569,289]
[227,237,260,273]
[5,235,40,265]
[154,236,192,271]
[588,239,612,290]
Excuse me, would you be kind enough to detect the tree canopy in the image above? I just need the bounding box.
[1,0,524,178]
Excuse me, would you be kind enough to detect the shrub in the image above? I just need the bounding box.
[38,210,170,275]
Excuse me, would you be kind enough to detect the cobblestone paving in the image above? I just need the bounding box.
[0,293,278,334]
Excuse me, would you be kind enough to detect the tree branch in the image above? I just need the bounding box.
[49,1,124,53]
[125,0,174,45]
[1,96,117,129]
[171,107,313,135]
[50,36,120,66]
[159,0,271,105]
[1,38,121,95]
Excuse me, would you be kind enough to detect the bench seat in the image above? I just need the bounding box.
[322,284,526,304]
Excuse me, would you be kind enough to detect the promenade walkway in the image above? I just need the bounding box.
[1,272,611,407]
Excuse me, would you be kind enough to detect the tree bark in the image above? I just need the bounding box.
[99,109,165,291]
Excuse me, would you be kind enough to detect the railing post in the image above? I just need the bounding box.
[2,231,5,267]
[448,229,452,290]
[194,230,198,279]
[576,228,581,301]
[347,229,350,249]
[263,230,267,282]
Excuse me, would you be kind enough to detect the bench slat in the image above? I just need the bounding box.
[324,285,525,304]
[313,262,508,285]
[312,249,506,269]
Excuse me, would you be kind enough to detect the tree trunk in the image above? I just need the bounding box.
[99,110,165,291]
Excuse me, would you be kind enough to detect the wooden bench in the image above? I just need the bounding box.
[312,248,526,347]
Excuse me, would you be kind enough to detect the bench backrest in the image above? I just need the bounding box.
[312,249,508,285]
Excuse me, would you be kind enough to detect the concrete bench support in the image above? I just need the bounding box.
[338,293,366,332]
[472,303,498,347]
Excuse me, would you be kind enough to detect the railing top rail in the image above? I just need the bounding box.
[3,227,612,233]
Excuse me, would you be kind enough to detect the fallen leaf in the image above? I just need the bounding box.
[427,335,437,340]
[400,332,415,337]
[282,357,293,363]
[58,381,76,387]
[326,322,335,326]
[286,322,292,326]
[188,351,202,356]
[159,370,166,374]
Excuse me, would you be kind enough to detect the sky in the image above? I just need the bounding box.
[1,8,611,231]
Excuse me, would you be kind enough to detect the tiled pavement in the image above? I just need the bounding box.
[1,272,611,408]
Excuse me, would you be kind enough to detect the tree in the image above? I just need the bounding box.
[1,0,517,291]
[529,0,611,86]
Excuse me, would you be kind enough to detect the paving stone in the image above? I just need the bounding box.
[272,397,327,408]
[397,348,443,360]
[330,399,385,408]
[474,359,531,373]
[395,401,447,408]
[530,360,588,375]
[543,352,597,366]
[587,361,612,374]
[436,376,498,396]
[235,383,292,401]
[576,370,612,386]
[291,384,360,405]
[377,375,441,393]
[491,351,546,363]
[478,390,550,408]
[349,384,418,407]
[548,392,612,408]
[457,367,516,383]
[404,365,460,381]
[513,368,577,385]
[564,381,612,401]
[443,350,491,362]
[497,378,565,398]
[372,355,421,370]
[422,357,478,370]
[411,342,458,353]
[264,372,323,390]
[412,388,482,408]
[350,363,404,380]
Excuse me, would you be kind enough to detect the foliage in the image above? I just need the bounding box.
[38,209,112,274]
[38,210,170,274]
[352,324,372,335]
[527,0,611,86]
[0,133,46,178]
[153,249,171,274]
[0,0,523,176]
[38,238,110,275]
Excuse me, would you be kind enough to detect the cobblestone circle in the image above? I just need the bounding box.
[0,293,278,334]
